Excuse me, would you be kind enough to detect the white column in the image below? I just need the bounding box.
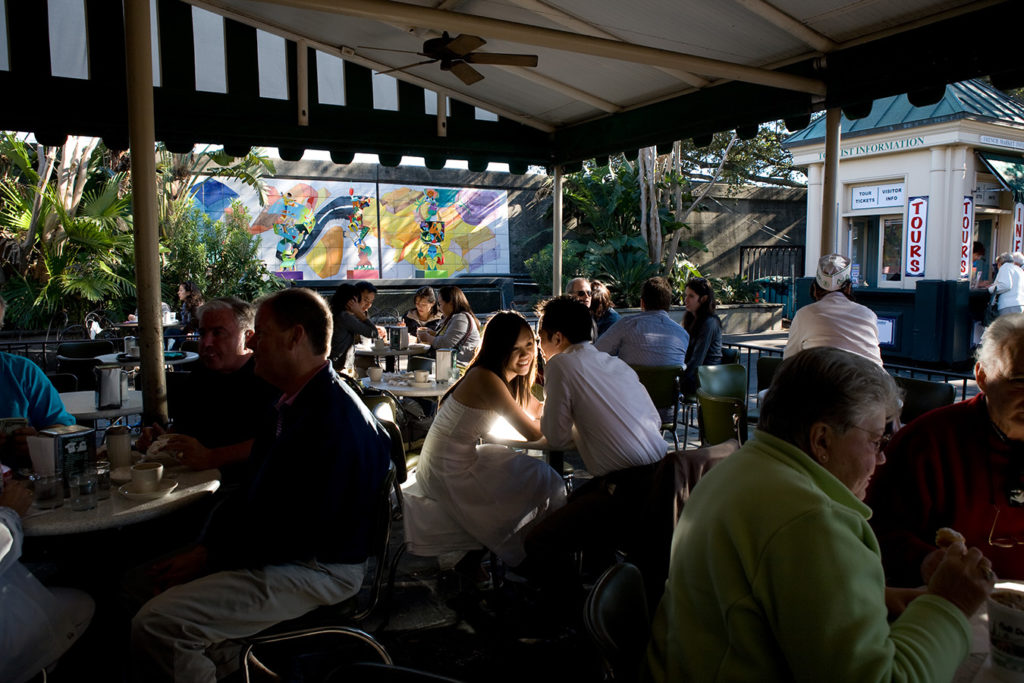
[552,166,563,296]
[927,145,949,280]
[944,145,971,281]
[124,0,167,424]
[804,163,824,275]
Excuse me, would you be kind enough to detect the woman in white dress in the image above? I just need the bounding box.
[403,311,567,567]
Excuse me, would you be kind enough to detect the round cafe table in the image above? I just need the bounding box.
[363,375,450,399]
[59,390,143,421]
[95,351,199,368]
[354,342,431,372]
[21,466,221,536]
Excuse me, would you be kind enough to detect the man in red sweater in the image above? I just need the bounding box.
[868,313,1024,584]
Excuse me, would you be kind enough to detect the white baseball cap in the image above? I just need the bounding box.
[816,254,852,292]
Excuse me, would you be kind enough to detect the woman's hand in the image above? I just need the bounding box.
[417,328,435,343]
[927,542,995,618]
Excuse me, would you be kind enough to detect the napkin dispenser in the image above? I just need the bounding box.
[388,325,409,350]
[435,348,453,382]
[95,363,126,409]
[38,424,96,492]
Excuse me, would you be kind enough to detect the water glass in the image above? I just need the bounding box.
[68,472,98,511]
[31,474,64,510]
[92,461,111,501]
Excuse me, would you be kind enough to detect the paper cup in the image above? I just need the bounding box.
[990,585,1024,682]
[27,436,55,476]
[130,462,163,493]
[107,432,132,469]
[367,367,384,382]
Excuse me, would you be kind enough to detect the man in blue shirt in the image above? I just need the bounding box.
[595,276,689,367]
[0,295,75,469]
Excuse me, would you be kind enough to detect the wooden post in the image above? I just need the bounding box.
[124,0,168,425]
[821,107,841,256]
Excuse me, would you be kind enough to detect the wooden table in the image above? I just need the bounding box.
[354,342,431,372]
[60,390,144,421]
[22,466,220,536]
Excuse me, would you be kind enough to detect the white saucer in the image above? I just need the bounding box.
[410,380,433,388]
[118,480,178,500]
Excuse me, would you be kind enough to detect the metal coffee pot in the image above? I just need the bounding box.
[95,363,127,409]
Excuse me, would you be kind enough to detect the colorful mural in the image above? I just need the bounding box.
[193,178,509,280]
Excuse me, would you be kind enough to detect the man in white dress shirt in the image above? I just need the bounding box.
[595,276,689,367]
[524,296,666,591]
[784,253,883,366]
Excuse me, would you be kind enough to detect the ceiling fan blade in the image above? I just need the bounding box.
[464,53,538,67]
[448,61,484,85]
[375,59,438,77]
[445,34,486,56]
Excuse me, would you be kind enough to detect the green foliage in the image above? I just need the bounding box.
[563,158,641,241]
[590,248,661,307]
[523,240,588,296]
[711,275,762,304]
[162,201,284,304]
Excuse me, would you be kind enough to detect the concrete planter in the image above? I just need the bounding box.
[616,303,783,334]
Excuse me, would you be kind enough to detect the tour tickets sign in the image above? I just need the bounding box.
[905,196,928,277]
[960,195,974,279]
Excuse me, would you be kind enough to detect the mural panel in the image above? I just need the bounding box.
[193,178,510,281]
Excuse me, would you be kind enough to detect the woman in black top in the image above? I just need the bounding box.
[402,286,442,336]
[177,281,204,334]
[681,277,722,395]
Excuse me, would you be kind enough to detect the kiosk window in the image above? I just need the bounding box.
[881,218,903,282]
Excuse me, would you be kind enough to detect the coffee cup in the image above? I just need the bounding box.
[414,370,430,383]
[131,462,163,493]
[367,367,384,382]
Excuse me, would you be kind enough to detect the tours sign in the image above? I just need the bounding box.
[960,196,974,279]
[905,196,928,278]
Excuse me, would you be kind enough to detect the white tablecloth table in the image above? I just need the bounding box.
[22,466,220,536]
[95,351,198,368]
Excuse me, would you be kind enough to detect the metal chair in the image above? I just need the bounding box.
[721,347,740,364]
[630,365,683,450]
[56,340,114,391]
[894,375,956,424]
[696,389,747,446]
[242,626,392,683]
[749,355,784,425]
[376,418,408,517]
[239,462,397,675]
[46,372,79,393]
[331,662,466,682]
[697,363,747,401]
[583,562,650,683]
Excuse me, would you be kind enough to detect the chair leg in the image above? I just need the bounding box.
[392,480,404,520]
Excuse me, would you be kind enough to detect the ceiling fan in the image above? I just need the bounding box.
[364,32,539,85]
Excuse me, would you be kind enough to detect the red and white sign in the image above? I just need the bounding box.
[960,196,974,279]
[905,196,928,277]
[1014,202,1024,254]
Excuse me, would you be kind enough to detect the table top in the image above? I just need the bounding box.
[95,351,198,367]
[22,466,220,536]
[60,390,144,420]
[363,376,451,398]
[354,342,431,357]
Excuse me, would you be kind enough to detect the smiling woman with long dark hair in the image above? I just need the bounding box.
[403,311,566,568]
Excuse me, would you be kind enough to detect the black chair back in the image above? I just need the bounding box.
[894,375,956,424]
[756,355,784,393]
[721,347,740,364]
[56,340,114,390]
[46,372,79,393]
[584,562,650,683]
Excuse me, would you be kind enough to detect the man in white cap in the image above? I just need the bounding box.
[783,253,883,366]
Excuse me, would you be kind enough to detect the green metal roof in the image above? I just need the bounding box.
[783,79,1024,148]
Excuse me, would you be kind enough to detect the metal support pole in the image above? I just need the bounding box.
[821,107,841,256]
[552,165,563,296]
[124,0,168,425]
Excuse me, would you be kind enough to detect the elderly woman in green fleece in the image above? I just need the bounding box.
[647,347,994,683]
